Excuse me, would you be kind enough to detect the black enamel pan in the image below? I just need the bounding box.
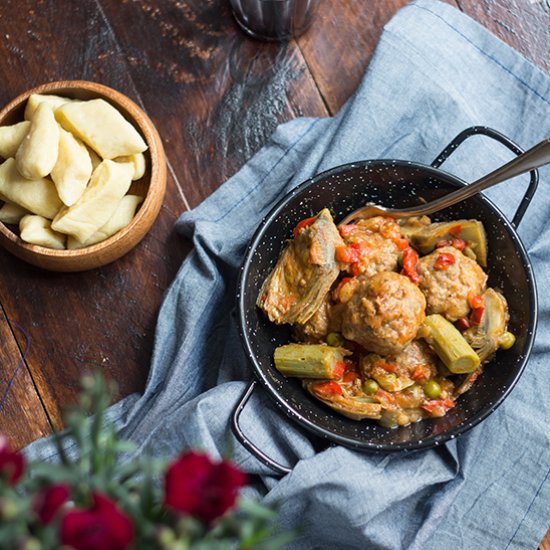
[234,126,538,474]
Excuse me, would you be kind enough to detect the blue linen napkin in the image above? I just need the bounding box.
[27,0,550,548]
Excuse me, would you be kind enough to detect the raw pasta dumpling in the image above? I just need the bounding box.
[52,159,134,243]
[19,214,66,249]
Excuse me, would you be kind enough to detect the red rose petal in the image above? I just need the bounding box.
[60,491,134,550]
[0,435,25,485]
[33,483,70,524]
[164,451,247,523]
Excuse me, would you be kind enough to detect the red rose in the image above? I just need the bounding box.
[33,483,70,524]
[0,435,25,485]
[60,491,134,550]
[164,451,247,523]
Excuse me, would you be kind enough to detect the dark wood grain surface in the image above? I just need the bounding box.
[0,0,548,544]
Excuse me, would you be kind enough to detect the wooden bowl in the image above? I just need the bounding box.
[0,80,166,271]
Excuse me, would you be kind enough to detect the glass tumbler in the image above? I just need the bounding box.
[229,0,319,41]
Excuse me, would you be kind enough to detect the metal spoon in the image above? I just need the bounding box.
[339,138,550,224]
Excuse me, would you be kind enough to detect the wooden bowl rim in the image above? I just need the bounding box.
[0,80,166,264]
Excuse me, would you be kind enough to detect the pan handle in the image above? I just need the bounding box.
[231,380,292,476]
[431,126,539,228]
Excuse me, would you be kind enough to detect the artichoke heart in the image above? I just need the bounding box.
[303,380,382,420]
[400,219,488,266]
[463,288,509,363]
[372,372,415,393]
[257,208,344,325]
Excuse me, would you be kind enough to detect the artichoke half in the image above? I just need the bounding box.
[257,208,343,325]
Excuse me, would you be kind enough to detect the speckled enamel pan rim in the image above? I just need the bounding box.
[238,159,538,453]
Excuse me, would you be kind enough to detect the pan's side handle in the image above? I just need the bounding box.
[231,380,292,476]
[431,126,539,228]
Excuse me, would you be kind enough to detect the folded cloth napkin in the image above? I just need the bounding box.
[27,0,550,548]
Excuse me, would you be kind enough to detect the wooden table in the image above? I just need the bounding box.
[0,0,548,545]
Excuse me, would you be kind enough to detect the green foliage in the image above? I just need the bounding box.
[0,373,292,550]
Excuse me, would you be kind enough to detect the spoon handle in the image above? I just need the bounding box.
[393,137,550,218]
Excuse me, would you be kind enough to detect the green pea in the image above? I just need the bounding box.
[499,331,516,350]
[363,379,379,395]
[424,380,442,399]
[326,332,344,347]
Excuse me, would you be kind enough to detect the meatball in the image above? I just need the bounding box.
[338,216,405,278]
[417,246,487,321]
[341,272,426,355]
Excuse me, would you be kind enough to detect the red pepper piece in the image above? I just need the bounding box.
[411,365,427,381]
[450,237,466,251]
[293,216,316,237]
[393,236,410,251]
[449,224,462,238]
[338,224,358,238]
[401,247,421,284]
[343,371,358,384]
[313,381,343,397]
[470,306,485,326]
[434,252,456,270]
[469,291,485,326]
[468,294,485,309]
[375,389,395,404]
[378,362,396,373]
[332,360,346,379]
[335,245,361,264]
[455,317,471,331]
[350,262,363,277]
[437,236,465,251]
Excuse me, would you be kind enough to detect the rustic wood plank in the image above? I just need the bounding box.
[0,0,189,430]
[456,0,550,75]
[99,0,328,207]
[295,1,437,114]
[0,310,51,448]
[2,222,190,430]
